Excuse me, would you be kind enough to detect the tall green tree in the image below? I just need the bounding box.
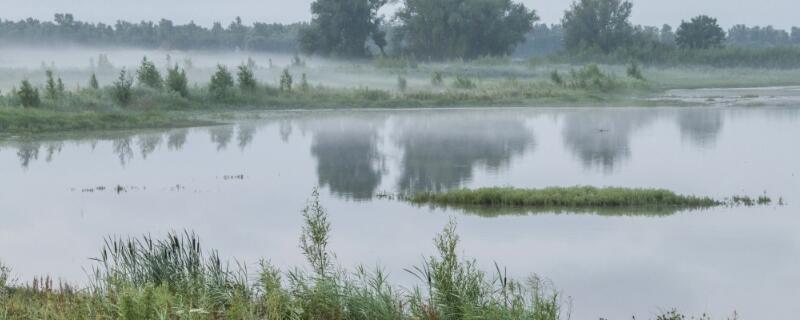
[16,80,41,108]
[299,0,388,57]
[396,0,537,60]
[237,64,257,91]
[112,69,134,105]
[209,65,234,100]
[562,0,634,53]
[45,70,58,100]
[165,65,189,98]
[676,15,726,49]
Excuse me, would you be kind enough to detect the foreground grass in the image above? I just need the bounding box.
[409,187,723,210]
[0,107,212,134]
[0,189,746,319]
[0,189,563,319]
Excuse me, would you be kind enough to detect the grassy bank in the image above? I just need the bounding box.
[409,187,723,210]
[0,108,212,134]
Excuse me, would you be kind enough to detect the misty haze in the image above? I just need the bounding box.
[0,1,798,319]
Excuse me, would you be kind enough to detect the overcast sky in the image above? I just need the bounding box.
[2,0,798,30]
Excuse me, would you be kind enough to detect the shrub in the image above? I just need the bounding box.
[567,64,617,91]
[16,80,41,107]
[112,69,134,105]
[279,69,293,92]
[209,65,235,100]
[237,64,257,92]
[136,57,163,89]
[165,65,189,98]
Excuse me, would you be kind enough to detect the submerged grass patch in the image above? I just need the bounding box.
[409,186,723,210]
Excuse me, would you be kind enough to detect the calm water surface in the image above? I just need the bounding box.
[1,105,798,319]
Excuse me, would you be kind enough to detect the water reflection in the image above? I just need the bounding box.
[562,109,656,172]
[16,142,40,168]
[307,117,385,200]
[394,113,534,192]
[167,129,188,151]
[237,125,257,150]
[209,126,234,151]
[137,134,163,159]
[677,108,724,148]
[112,137,134,165]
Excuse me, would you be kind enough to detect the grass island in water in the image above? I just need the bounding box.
[408,186,773,213]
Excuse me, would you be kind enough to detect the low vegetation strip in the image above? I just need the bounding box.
[409,186,723,209]
[0,108,213,134]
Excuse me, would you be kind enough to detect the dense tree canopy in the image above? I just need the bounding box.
[676,15,726,49]
[562,0,634,53]
[396,0,537,60]
[727,25,791,48]
[299,0,388,58]
[0,14,301,52]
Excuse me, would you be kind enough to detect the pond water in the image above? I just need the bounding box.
[1,105,798,319]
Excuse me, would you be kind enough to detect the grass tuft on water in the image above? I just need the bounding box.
[409,186,723,209]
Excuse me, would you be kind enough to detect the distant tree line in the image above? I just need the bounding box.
[0,14,302,52]
[4,1,800,64]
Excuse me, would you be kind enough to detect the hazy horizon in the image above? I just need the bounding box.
[3,0,799,30]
